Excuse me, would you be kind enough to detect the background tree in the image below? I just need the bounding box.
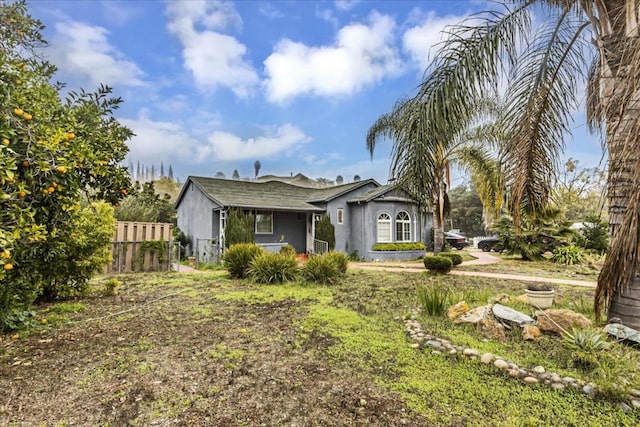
[232,169,240,180]
[254,160,261,179]
[168,164,174,181]
[114,182,176,224]
[552,158,607,222]
[447,184,486,236]
[353,175,361,182]
[336,175,344,185]
[0,1,132,329]
[215,171,225,179]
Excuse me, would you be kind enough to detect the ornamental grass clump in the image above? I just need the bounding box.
[324,251,350,275]
[248,252,298,284]
[417,281,451,317]
[551,245,587,265]
[224,243,264,279]
[423,256,453,273]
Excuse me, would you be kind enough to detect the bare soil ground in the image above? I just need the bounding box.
[0,273,423,426]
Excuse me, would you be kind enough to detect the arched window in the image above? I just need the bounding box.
[377,213,392,242]
[396,211,411,242]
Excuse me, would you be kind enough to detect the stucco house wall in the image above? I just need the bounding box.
[176,181,219,253]
[253,210,308,253]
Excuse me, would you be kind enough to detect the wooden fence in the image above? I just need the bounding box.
[105,221,173,273]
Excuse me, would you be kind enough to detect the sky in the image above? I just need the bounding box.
[30,0,605,186]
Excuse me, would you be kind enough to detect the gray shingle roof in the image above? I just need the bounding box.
[176,176,379,211]
[347,185,418,203]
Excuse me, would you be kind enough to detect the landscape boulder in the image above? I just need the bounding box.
[604,322,640,346]
[493,304,535,327]
[455,305,492,325]
[478,317,506,341]
[447,301,470,320]
[535,309,591,335]
[522,325,541,340]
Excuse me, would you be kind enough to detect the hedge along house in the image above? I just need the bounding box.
[175,176,432,261]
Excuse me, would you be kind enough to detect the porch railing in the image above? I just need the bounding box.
[313,239,329,255]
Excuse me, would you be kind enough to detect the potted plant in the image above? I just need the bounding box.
[525,283,555,309]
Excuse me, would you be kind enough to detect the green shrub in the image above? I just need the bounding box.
[551,245,587,265]
[315,215,335,250]
[423,256,453,273]
[301,254,341,284]
[225,209,255,248]
[279,245,296,257]
[324,251,349,275]
[417,282,451,316]
[249,252,298,284]
[439,252,463,266]
[224,243,264,279]
[372,242,425,251]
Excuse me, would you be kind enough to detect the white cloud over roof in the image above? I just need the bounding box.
[263,11,402,103]
[166,0,259,97]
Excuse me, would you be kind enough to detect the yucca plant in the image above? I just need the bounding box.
[301,254,341,284]
[248,252,298,284]
[324,251,349,275]
[223,243,264,279]
[551,245,587,265]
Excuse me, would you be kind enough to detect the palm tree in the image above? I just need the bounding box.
[367,97,504,253]
[410,2,639,327]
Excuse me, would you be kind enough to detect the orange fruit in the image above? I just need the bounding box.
[17,191,26,198]
[46,186,55,193]
[4,263,14,271]
[56,166,67,174]
[13,108,23,116]
[66,132,75,140]
[120,188,127,195]
[2,138,9,146]
[23,113,32,120]
[22,160,29,167]
[1,251,9,259]
[11,333,19,340]
[40,318,47,324]
[51,182,57,187]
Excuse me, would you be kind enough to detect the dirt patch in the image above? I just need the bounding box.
[0,276,424,426]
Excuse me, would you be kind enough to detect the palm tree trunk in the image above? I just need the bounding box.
[597,0,640,329]
[432,179,446,255]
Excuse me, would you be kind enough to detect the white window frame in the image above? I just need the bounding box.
[377,213,392,243]
[255,211,273,234]
[337,208,344,225]
[396,211,411,242]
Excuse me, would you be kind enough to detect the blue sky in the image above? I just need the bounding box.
[31,0,604,185]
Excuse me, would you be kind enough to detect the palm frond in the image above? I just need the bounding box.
[502,6,590,223]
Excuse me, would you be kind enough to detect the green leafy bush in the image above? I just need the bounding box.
[279,245,296,257]
[324,251,349,275]
[315,215,335,250]
[423,256,453,273]
[551,246,587,265]
[372,242,425,251]
[225,209,255,248]
[224,243,264,279]
[417,282,451,316]
[574,215,609,254]
[249,252,298,284]
[439,252,463,266]
[301,254,341,284]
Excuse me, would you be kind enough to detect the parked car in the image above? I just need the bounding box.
[478,236,500,252]
[445,231,471,250]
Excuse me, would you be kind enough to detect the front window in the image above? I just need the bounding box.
[377,213,392,242]
[396,211,411,242]
[255,211,273,234]
[337,208,344,224]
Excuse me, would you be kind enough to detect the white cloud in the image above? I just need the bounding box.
[264,11,403,103]
[335,0,360,11]
[166,0,258,97]
[402,11,466,71]
[259,3,285,20]
[120,111,199,164]
[49,21,145,87]
[198,124,311,161]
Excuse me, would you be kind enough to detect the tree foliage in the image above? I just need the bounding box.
[447,184,486,236]
[114,181,176,224]
[0,1,132,329]
[225,209,254,248]
[315,215,335,250]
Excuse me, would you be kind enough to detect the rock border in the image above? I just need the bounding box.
[404,315,640,412]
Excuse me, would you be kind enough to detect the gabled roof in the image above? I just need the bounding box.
[347,184,417,204]
[174,176,379,212]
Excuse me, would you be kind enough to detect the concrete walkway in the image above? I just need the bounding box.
[171,263,205,273]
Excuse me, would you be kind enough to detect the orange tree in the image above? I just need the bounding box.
[0,1,132,329]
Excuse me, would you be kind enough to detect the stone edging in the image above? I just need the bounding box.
[404,316,640,412]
